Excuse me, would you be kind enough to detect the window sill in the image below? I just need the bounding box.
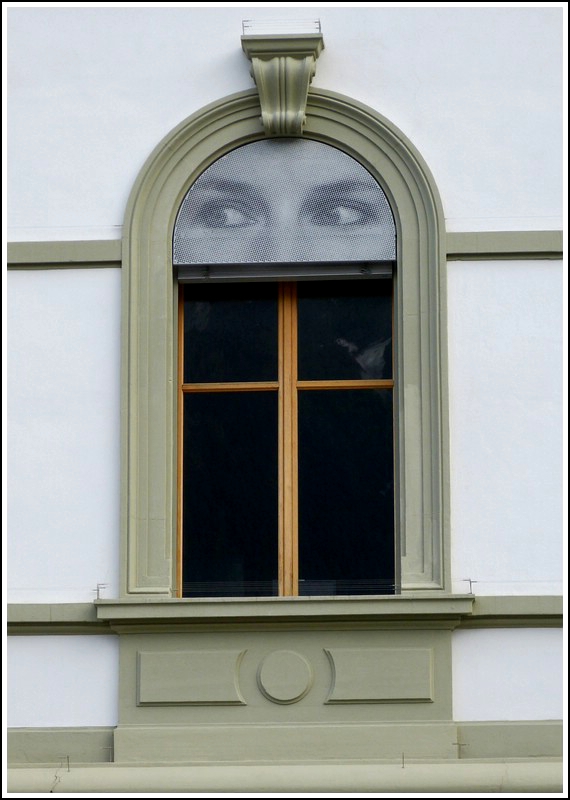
[8,596,562,634]
[94,594,475,629]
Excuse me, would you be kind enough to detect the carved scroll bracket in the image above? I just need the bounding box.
[241,34,325,136]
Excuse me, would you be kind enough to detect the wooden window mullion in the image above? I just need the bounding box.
[176,287,185,597]
[279,283,298,596]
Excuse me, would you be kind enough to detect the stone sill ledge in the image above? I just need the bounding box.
[7,595,563,634]
[95,594,474,625]
[7,760,563,794]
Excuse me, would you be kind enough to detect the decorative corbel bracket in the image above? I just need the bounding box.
[241,34,325,136]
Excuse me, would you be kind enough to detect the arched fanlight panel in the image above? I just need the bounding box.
[173,138,395,281]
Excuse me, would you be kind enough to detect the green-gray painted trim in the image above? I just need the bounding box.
[7,231,563,270]
[464,594,563,628]
[117,628,453,725]
[120,86,450,598]
[7,603,111,635]
[6,231,562,270]
[8,728,114,765]
[7,721,562,767]
[116,720,561,763]
[7,595,562,634]
[241,34,325,136]
[456,721,562,760]
[96,595,474,630]
[241,33,326,55]
[7,759,563,793]
[447,230,563,259]
[7,240,122,268]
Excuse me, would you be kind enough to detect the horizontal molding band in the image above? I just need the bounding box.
[7,721,562,766]
[7,231,562,270]
[98,595,475,628]
[6,595,562,634]
[7,759,563,793]
[462,595,563,628]
[446,230,562,260]
[7,240,121,268]
[8,727,115,765]
[7,603,109,635]
[109,720,564,765]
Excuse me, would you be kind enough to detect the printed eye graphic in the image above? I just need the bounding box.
[193,200,261,229]
[306,200,379,227]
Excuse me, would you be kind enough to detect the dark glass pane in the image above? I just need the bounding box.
[298,280,392,381]
[183,392,278,597]
[298,390,394,595]
[184,283,278,383]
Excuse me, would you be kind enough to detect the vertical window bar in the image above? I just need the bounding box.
[279,283,298,595]
[176,287,185,597]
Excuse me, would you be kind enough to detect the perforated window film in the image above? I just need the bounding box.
[173,139,396,267]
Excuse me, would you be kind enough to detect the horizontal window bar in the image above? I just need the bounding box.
[182,381,394,392]
[182,382,279,392]
[177,262,393,283]
[297,379,394,390]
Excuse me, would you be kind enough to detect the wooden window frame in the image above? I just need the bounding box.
[177,281,395,598]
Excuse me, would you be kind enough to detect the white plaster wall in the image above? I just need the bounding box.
[452,628,563,721]
[7,6,562,241]
[7,260,563,600]
[7,269,121,602]
[7,636,119,727]
[448,260,563,596]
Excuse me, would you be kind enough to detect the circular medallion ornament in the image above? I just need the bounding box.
[256,650,313,704]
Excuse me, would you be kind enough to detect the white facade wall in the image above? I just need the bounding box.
[7,636,119,727]
[8,269,121,603]
[7,7,564,602]
[452,628,564,721]
[448,260,563,596]
[7,260,563,602]
[8,7,562,241]
[7,7,563,729]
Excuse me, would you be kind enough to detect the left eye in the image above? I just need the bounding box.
[192,201,259,229]
[216,207,254,227]
[307,203,376,226]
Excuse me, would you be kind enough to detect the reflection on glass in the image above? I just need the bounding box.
[298,281,392,381]
[184,284,278,383]
[183,392,278,597]
[298,390,394,595]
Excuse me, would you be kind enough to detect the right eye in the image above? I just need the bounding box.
[193,201,259,229]
[305,199,380,228]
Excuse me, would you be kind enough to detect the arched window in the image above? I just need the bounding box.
[174,138,396,597]
[121,88,449,599]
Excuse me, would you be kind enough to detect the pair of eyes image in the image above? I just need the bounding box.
[185,183,386,233]
[195,200,378,230]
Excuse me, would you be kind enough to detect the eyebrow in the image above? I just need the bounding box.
[197,178,381,196]
[307,178,383,196]
[194,178,265,198]
[190,178,273,217]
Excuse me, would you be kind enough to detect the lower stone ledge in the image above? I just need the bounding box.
[112,721,562,765]
[115,722,459,763]
[9,721,562,767]
[7,760,563,793]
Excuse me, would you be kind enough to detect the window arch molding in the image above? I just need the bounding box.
[121,87,449,597]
